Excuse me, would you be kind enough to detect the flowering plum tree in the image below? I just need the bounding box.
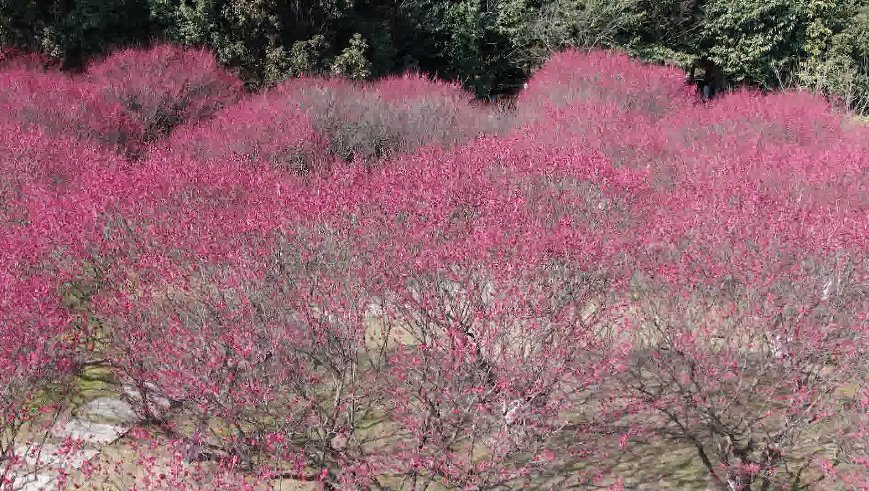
[160,91,334,175]
[0,123,125,489]
[272,74,504,165]
[324,136,646,489]
[86,45,243,147]
[509,50,868,490]
[516,49,696,122]
[619,91,869,489]
[0,68,142,154]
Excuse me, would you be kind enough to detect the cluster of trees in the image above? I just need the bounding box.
[1,44,867,490]
[3,0,869,111]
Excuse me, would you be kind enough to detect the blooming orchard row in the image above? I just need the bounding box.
[0,46,866,490]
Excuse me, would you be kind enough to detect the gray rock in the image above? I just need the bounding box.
[18,443,99,471]
[51,420,128,445]
[77,397,139,424]
[21,443,93,470]
[11,473,56,491]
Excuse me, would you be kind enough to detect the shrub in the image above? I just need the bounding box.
[330,34,372,81]
[262,35,333,85]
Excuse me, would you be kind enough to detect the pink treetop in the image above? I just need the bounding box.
[517,49,695,119]
[0,69,143,154]
[159,90,333,174]
[86,44,243,145]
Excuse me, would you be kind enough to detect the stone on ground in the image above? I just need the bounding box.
[77,397,139,424]
[11,472,55,491]
[52,420,128,445]
[19,443,100,470]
